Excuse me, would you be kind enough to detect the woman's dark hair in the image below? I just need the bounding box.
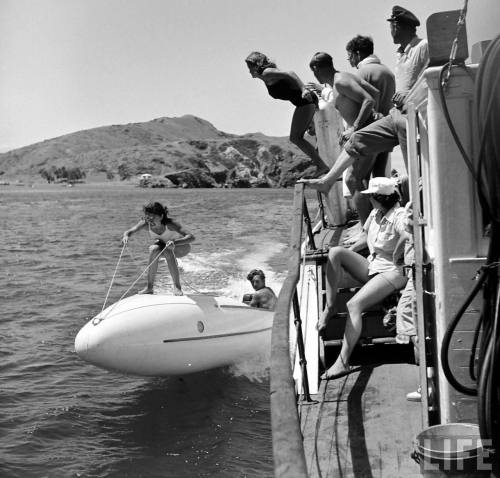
[143,201,170,224]
[245,51,276,75]
[371,191,400,209]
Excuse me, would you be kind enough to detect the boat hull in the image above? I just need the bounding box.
[75,294,273,376]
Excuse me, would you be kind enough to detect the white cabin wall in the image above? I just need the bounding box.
[408,65,487,424]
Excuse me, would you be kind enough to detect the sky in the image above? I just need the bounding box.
[1,0,498,151]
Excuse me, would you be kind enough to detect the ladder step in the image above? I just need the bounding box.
[323,337,397,347]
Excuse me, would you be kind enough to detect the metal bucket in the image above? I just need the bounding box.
[412,423,491,477]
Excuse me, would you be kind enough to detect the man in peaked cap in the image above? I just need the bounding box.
[387,5,428,108]
[387,5,420,27]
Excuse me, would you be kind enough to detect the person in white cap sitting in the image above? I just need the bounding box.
[318,177,410,380]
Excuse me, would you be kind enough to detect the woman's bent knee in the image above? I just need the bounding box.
[289,133,304,145]
[346,298,363,315]
[328,246,345,261]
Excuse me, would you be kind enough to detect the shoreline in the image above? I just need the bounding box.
[0,180,297,191]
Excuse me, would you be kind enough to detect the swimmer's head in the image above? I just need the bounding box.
[247,269,266,291]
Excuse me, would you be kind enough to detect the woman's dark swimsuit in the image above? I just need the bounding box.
[266,79,315,107]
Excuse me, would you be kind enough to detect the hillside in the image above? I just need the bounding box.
[0,115,314,187]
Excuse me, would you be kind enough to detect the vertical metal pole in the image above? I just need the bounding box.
[293,290,313,402]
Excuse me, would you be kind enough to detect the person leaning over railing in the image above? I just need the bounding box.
[317,177,408,380]
[305,51,381,226]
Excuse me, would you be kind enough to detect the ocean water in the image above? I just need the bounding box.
[0,185,296,478]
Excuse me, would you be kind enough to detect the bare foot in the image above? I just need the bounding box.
[315,166,329,177]
[316,306,335,333]
[138,287,154,294]
[320,362,360,380]
[297,177,331,194]
[320,354,362,380]
[173,287,183,296]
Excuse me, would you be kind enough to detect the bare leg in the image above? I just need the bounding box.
[323,274,397,378]
[290,104,328,173]
[164,249,183,295]
[371,152,390,177]
[139,245,162,294]
[317,247,370,332]
[352,191,372,226]
[298,149,356,193]
[344,169,372,231]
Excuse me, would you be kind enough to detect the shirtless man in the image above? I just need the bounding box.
[306,51,381,225]
[246,269,277,311]
[307,52,380,145]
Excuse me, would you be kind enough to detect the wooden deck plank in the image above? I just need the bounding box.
[300,363,423,478]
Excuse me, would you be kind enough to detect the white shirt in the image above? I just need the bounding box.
[394,36,429,94]
[363,205,406,275]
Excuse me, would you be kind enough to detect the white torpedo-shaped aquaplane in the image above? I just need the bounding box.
[74,293,273,376]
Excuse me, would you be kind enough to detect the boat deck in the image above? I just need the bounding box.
[299,346,423,478]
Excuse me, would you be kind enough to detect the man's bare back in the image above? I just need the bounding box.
[333,72,378,126]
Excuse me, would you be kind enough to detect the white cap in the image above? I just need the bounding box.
[360,177,397,195]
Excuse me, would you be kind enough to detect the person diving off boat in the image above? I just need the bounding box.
[245,51,329,176]
[243,269,277,311]
[122,201,195,295]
